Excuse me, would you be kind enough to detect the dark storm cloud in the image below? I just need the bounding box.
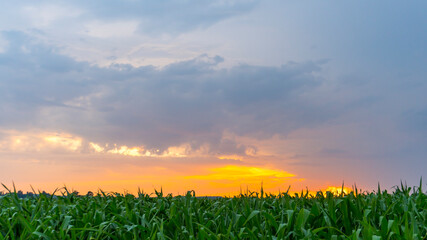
[0,31,333,154]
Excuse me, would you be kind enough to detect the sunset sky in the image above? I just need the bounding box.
[0,1,426,196]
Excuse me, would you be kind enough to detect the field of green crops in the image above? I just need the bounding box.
[0,184,426,239]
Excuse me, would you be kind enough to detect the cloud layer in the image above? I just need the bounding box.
[0,31,333,156]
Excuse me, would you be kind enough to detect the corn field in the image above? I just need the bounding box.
[0,184,426,239]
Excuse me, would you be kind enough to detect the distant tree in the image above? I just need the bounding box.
[86,191,94,197]
[17,190,24,198]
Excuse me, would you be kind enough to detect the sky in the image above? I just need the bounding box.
[0,0,426,196]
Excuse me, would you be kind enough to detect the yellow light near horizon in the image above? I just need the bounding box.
[186,165,295,188]
[324,186,352,195]
[187,165,295,179]
[29,165,298,197]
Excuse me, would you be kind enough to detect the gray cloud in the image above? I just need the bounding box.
[0,31,334,154]
[78,0,258,34]
[0,0,257,36]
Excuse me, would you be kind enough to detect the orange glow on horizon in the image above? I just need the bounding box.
[0,129,372,197]
[1,130,352,197]
[0,164,302,197]
[183,165,298,195]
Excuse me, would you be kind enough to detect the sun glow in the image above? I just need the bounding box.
[185,165,296,192]
[187,165,295,180]
[323,186,353,195]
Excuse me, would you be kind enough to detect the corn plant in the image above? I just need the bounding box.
[0,182,426,239]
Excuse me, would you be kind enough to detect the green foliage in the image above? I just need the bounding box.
[0,184,426,239]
